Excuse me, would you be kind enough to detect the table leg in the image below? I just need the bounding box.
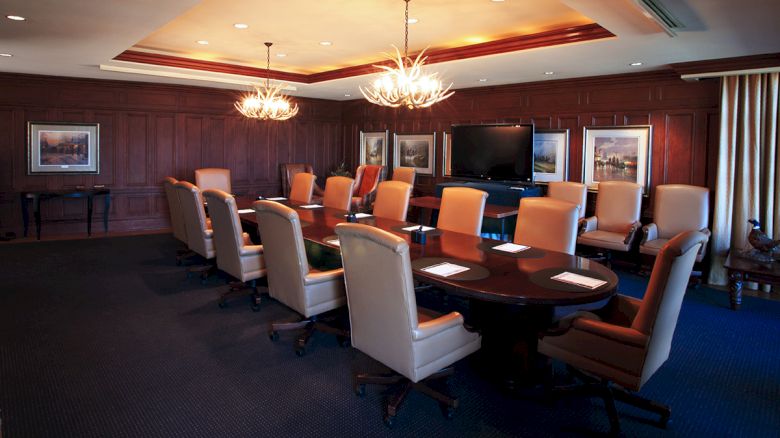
[34,196,42,240]
[21,194,29,238]
[417,207,425,226]
[728,270,743,310]
[103,193,110,233]
[500,218,506,241]
[87,195,94,236]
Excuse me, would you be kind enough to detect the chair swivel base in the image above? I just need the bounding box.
[218,280,261,312]
[186,263,215,284]
[268,313,349,356]
[175,248,196,265]
[354,367,457,428]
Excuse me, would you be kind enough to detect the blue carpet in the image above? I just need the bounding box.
[0,234,778,437]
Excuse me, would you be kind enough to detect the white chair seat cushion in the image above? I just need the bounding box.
[641,238,704,261]
[578,230,630,252]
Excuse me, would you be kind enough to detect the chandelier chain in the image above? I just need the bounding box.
[404,0,409,58]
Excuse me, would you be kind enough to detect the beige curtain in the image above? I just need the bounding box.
[709,73,780,287]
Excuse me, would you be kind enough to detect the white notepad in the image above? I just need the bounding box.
[551,272,607,289]
[492,243,530,253]
[402,225,435,232]
[299,204,323,209]
[237,209,255,214]
[325,239,340,247]
[421,262,470,277]
[266,197,287,201]
[345,213,372,219]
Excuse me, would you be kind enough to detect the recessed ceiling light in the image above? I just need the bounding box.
[0,53,12,57]
[319,41,332,46]
[407,18,418,24]
[6,15,25,21]
[344,94,351,97]
[196,40,209,45]
[276,53,287,57]
[629,61,643,66]
[544,71,555,75]
[478,78,488,82]
[491,0,505,2]
[233,23,248,29]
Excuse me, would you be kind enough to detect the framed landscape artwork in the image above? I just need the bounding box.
[442,132,452,176]
[359,130,388,166]
[394,133,435,176]
[533,129,569,183]
[28,122,100,174]
[582,125,652,194]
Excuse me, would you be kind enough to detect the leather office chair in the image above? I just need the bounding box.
[577,181,642,264]
[280,163,315,198]
[514,198,579,255]
[322,176,355,210]
[640,184,710,262]
[437,187,488,236]
[335,223,481,426]
[351,164,385,210]
[547,181,587,219]
[175,181,216,282]
[163,177,192,264]
[195,168,232,194]
[539,230,708,434]
[202,189,266,310]
[372,181,412,221]
[288,172,317,204]
[255,201,348,356]
[392,167,416,186]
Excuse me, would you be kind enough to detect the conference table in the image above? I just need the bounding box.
[236,196,619,386]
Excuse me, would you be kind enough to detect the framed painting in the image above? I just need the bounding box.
[359,130,388,166]
[442,131,452,176]
[533,129,569,183]
[28,122,99,174]
[582,125,651,194]
[394,133,436,176]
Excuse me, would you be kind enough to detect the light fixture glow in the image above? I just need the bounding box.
[233,23,249,29]
[319,41,332,46]
[196,40,209,45]
[629,62,643,66]
[234,42,299,121]
[6,15,25,21]
[0,53,12,57]
[544,71,555,75]
[360,0,453,109]
[407,18,418,24]
[276,53,287,57]
[478,78,487,82]
[344,94,351,97]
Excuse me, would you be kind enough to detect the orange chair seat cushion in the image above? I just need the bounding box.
[357,165,381,196]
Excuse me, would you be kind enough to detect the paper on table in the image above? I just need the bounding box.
[266,197,287,201]
[325,239,340,247]
[421,262,470,277]
[492,243,530,253]
[345,213,372,219]
[402,225,435,232]
[299,204,323,209]
[551,272,607,289]
[237,209,255,214]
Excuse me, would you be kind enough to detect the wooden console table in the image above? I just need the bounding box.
[20,188,111,240]
[724,252,780,310]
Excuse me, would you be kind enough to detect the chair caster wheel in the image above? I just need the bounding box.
[268,330,279,341]
[218,300,227,309]
[337,335,350,348]
[440,404,456,419]
[294,346,306,357]
[383,414,395,428]
[251,303,260,312]
[354,383,365,397]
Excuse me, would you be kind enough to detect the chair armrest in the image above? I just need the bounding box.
[624,221,641,245]
[596,295,641,327]
[242,232,252,245]
[641,223,658,245]
[205,218,212,230]
[580,216,597,235]
[313,183,325,197]
[239,244,263,257]
[203,229,213,239]
[413,311,465,341]
[304,268,344,285]
[573,318,647,348]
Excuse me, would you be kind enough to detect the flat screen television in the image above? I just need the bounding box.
[450,124,534,183]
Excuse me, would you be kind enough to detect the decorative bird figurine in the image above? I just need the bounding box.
[747,219,780,253]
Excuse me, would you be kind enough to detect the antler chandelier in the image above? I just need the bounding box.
[235,42,299,121]
[360,0,454,109]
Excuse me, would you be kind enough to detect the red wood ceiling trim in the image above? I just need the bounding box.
[114,23,614,84]
[671,53,780,76]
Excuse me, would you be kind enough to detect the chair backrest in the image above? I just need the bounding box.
[594,181,642,233]
[254,201,309,314]
[163,177,187,243]
[323,176,355,210]
[195,168,231,194]
[280,163,314,197]
[438,187,488,236]
[174,181,212,258]
[354,164,385,197]
[547,181,587,219]
[372,181,412,221]
[632,230,707,386]
[653,184,709,239]
[335,223,419,380]
[392,167,416,186]
[514,198,579,255]
[202,189,247,279]
[289,172,317,204]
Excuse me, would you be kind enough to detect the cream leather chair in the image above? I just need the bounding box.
[335,223,481,426]
[322,176,355,210]
[539,230,708,434]
[163,177,192,264]
[372,181,412,221]
[289,172,317,204]
[392,167,416,186]
[547,181,587,219]
[577,181,642,260]
[202,189,266,310]
[195,168,231,194]
[514,198,579,255]
[437,187,488,236]
[175,181,216,282]
[255,201,348,356]
[640,184,710,262]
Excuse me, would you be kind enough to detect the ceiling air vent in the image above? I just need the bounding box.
[633,0,684,36]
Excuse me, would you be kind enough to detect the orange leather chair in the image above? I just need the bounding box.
[640,184,710,262]
[437,187,488,236]
[372,181,412,221]
[577,181,642,258]
[195,168,231,194]
[514,198,579,255]
[539,231,708,434]
[289,172,317,204]
[323,176,355,210]
[351,164,385,210]
[547,181,587,219]
[392,167,416,187]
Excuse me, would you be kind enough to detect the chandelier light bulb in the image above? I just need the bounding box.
[235,42,299,121]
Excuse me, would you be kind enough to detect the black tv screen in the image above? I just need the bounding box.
[450,124,534,183]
